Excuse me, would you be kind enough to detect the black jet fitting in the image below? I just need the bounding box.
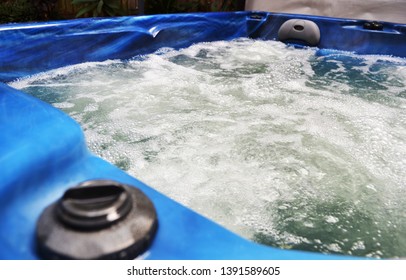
[56,182,133,230]
[363,21,384,31]
[36,180,158,259]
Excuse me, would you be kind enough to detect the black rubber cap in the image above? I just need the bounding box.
[363,21,384,31]
[36,180,158,259]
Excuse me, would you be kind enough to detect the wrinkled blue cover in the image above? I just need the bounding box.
[1,11,405,260]
[0,12,250,82]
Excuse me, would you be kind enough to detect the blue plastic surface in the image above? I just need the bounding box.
[1,11,405,260]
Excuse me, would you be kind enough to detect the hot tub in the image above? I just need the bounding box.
[0,11,405,259]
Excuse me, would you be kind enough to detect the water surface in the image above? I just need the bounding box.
[11,39,406,258]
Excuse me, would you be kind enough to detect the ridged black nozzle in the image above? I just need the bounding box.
[36,180,158,259]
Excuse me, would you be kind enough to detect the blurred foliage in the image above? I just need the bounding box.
[0,0,37,23]
[71,0,125,18]
[145,0,244,14]
[0,0,58,23]
[0,0,245,23]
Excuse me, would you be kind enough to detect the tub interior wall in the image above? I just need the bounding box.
[1,12,405,82]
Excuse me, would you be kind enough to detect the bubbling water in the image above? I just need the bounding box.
[11,39,406,258]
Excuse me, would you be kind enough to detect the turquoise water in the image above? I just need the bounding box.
[11,39,406,258]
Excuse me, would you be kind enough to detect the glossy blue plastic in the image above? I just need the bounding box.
[0,12,405,260]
